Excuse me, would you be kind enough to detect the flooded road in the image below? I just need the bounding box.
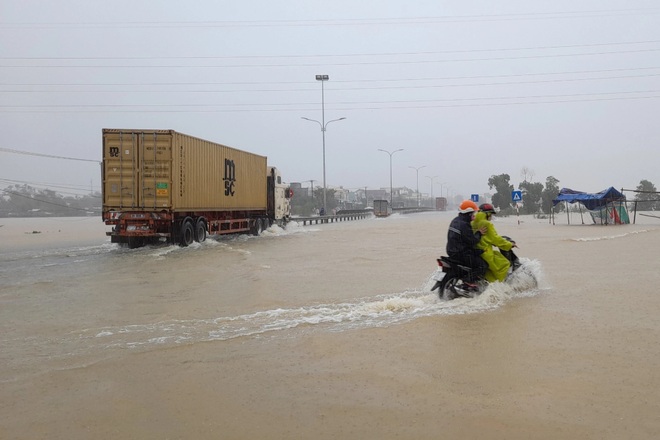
[1,213,659,439]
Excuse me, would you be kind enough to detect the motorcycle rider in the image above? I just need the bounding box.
[472,203,517,282]
[446,200,488,283]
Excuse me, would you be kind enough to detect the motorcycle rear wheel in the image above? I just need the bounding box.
[439,276,481,300]
[439,276,460,300]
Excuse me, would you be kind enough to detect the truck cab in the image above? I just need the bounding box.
[268,166,292,226]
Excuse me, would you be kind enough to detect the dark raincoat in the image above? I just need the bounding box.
[446,212,487,280]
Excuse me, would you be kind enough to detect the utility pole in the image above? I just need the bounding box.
[308,179,316,200]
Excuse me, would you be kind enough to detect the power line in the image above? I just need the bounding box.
[2,92,658,113]
[2,66,659,88]
[4,47,660,68]
[2,89,659,108]
[0,147,100,163]
[0,188,97,211]
[1,8,659,28]
[3,72,660,94]
[0,178,99,194]
[2,40,660,61]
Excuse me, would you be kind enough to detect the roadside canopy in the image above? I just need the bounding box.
[552,187,629,224]
[552,187,626,210]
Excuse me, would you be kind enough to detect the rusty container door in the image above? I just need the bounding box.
[139,131,174,209]
[102,129,174,211]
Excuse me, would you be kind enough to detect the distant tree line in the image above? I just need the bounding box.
[630,179,660,211]
[290,187,337,216]
[487,173,561,215]
[487,171,659,215]
[0,184,101,217]
[2,177,657,219]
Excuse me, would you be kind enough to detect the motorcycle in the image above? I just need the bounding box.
[431,236,521,300]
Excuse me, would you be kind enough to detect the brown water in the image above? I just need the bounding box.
[1,213,659,439]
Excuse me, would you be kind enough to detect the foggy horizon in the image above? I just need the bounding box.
[1,1,659,200]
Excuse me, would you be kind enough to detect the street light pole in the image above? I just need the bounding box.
[377,148,404,207]
[426,175,439,199]
[302,116,346,215]
[409,165,427,207]
[318,75,327,214]
[317,75,328,215]
[300,74,347,216]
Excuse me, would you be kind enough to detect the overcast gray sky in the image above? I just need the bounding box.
[1,1,658,201]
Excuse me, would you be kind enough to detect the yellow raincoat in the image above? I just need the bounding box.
[471,211,513,282]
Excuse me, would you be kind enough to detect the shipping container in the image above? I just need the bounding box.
[102,129,291,247]
[103,129,268,212]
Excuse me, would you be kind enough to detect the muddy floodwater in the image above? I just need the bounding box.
[1,212,659,439]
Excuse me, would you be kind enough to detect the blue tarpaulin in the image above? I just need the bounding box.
[552,187,629,224]
[552,187,626,210]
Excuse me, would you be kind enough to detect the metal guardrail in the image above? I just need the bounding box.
[291,211,373,226]
[291,207,435,226]
[392,207,435,214]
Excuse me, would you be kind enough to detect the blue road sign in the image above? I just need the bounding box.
[512,190,523,202]
[471,194,479,202]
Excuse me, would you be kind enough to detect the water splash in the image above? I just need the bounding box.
[570,229,652,242]
[80,259,545,351]
[138,222,319,259]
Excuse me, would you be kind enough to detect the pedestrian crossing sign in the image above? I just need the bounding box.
[471,194,479,202]
[512,190,523,202]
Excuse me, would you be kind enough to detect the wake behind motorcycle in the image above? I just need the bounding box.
[431,236,521,300]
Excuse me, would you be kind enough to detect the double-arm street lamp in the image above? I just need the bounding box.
[437,182,447,199]
[378,148,404,206]
[409,165,427,207]
[301,74,346,216]
[444,185,452,208]
[426,175,439,199]
[301,116,346,215]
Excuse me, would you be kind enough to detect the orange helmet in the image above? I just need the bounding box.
[459,200,478,214]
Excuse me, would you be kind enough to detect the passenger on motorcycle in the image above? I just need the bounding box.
[472,203,516,282]
[446,200,488,282]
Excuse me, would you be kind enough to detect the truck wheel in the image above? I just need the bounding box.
[194,219,207,243]
[127,237,144,249]
[179,221,194,246]
[251,218,263,236]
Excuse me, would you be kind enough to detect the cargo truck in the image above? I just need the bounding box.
[435,197,447,211]
[102,129,292,248]
[373,199,392,217]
